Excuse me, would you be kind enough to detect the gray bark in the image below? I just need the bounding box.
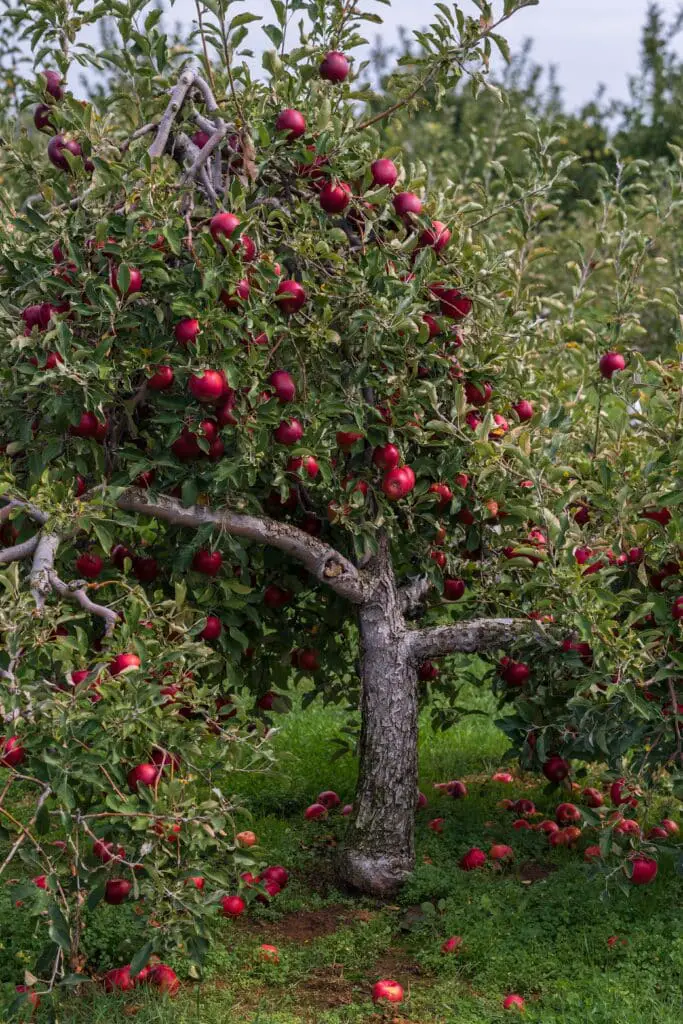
[337,537,419,897]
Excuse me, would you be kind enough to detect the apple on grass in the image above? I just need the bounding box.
[104,879,131,905]
[371,979,403,1005]
[220,895,246,917]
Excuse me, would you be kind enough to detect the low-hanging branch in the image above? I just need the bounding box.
[408,618,539,660]
[117,487,369,604]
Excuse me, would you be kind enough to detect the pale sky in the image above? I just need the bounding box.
[77,0,682,110]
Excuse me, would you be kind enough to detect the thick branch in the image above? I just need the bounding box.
[29,533,60,611]
[399,575,432,618]
[0,536,39,564]
[408,617,535,661]
[48,573,120,637]
[117,488,368,604]
[148,68,197,159]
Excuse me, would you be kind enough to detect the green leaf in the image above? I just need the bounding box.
[130,940,155,977]
[86,884,105,911]
[48,903,71,951]
[35,802,50,835]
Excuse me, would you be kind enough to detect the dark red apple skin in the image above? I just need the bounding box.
[319,51,350,83]
[104,879,132,905]
[371,159,398,187]
[275,108,306,139]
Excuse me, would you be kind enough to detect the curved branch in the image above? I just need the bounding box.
[117,488,368,604]
[0,536,40,564]
[408,617,538,661]
[148,67,197,159]
[30,533,60,611]
[398,575,432,618]
[47,573,120,637]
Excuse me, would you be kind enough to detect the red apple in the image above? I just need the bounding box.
[582,787,604,808]
[428,482,453,507]
[500,660,530,687]
[304,802,327,820]
[513,399,534,422]
[275,280,307,314]
[503,994,525,1011]
[441,936,463,954]
[317,790,340,809]
[542,755,570,783]
[76,553,103,579]
[443,577,465,601]
[185,876,205,890]
[428,817,444,833]
[109,264,142,297]
[103,965,135,992]
[537,820,559,835]
[628,854,658,885]
[263,585,292,609]
[220,279,250,310]
[370,158,398,187]
[261,865,289,889]
[418,220,451,252]
[555,802,581,825]
[192,549,223,576]
[393,192,422,217]
[268,370,296,403]
[189,370,225,403]
[147,365,174,390]
[199,615,222,641]
[513,798,536,816]
[672,596,683,620]
[275,108,306,139]
[34,103,54,132]
[147,964,179,996]
[93,839,125,863]
[287,455,319,479]
[432,285,472,319]
[513,818,532,830]
[221,894,246,918]
[319,181,351,213]
[274,419,304,445]
[127,763,159,793]
[104,879,132,905]
[371,980,403,1005]
[584,845,602,862]
[319,50,350,82]
[660,818,679,835]
[42,69,64,100]
[109,653,141,676]
[489,844,514,862]
[235,830,258,847]
[599,351,626,378]
[382,466,415,500]
[47,134,82,171]
[448,780,468,800]
[174,318,200,345]
[292,648,320,672]
[646,826,669,840]
[259,944,279,963]
[492,771,514,783]
[209,211,240,245]
[459,847,487,871]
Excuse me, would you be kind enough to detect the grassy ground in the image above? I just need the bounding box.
[2,689,682,1023]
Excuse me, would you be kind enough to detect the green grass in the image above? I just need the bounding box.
[2,688,682,1023]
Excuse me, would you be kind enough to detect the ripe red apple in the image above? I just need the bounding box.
[209,211,240,245]
[109,653,141,676]
[542,755,570,783]
[489,844,514,862]
[185,876,205,890]
[171,429,203,461]
[147,365,174,391]
[503,994,525,1011]
[371,980,403,1005]
[341,803,353,816]
[192,130,211,148]
[317,790,340,809]
[640,507,672,527]
[222,892,245,917]
[371,158,398,187]
[220,279,250,310]
[235,830,258,847]
[75,552,103,579]
[582,787,604,808]
[513,399,534,422]
[287,455,319,479]
[512,818,532,831]
[263,585,292,609]
[147,964,179,996]
[275,108,307,139]
[418,219,451,252]
[174,318,200,345]
[34,103,54,132]
[274,418,304,445]
[199,615,222,641]
[320,50,350,82]
[292,648,320,672]
[275,279,307,314]
[443,577,465,601]
[432,285,472,319]
[613,818,640,836]
[42,69,64,100]
[584,845,602,862]
[103,965,135,992]
[599,351,626,378]
[441,936,463,954]
[382,466,415,500]
[304,802,327,820]
[393,192,422,217]
[110,264,142,297]
[459,847,487,871]
[660,818,679,835]
[492,771,514,783]
[319,180,352,214]
[537,819,559,834]
[259,944,279,963]
[628,854,658,885]
[513,798,536,816]
[70,411,102,439]
[672,596,683,620]
[104,879,132,905]
[418,660,439,681]
[428,482,453,507]
[127,763,159,793]
[189,370,225,403]
[448,780,468,800]
[500,659,530,687]
[192,549,223,576]
[555,802,581,825]
[268,369,296,403]
[646,826,669,840]
[261,865,289,889]
[47,134,82,171]
[428,817,444,833]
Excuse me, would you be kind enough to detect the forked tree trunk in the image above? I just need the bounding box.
[337,542,419,897]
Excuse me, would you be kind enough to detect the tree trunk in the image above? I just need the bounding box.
[337,540,418,897]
